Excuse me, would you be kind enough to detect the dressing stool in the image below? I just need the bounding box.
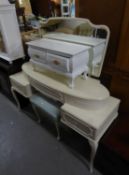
[30,93,62,140]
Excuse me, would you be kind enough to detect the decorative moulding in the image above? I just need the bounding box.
[0,0,24,63]
[0,0,10,5]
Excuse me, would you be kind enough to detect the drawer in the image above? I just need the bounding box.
[47,52,70,72]
[30,78,63,102]
[28,47,47,63]
[61,112,94,139]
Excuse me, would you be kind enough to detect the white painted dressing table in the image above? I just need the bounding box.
[27,38,91,88]
[9,17,120,173]
[22,62,120,173]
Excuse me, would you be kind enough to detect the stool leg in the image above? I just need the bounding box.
[31,103,41,123]
[55,122,60,141]
[11,87,21,111]
[88,140,98,173]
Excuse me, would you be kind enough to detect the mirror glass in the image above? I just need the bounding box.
[13,0,76,31]
[14,0,75,18]
[12,0,108,78]
[14,0,61,17]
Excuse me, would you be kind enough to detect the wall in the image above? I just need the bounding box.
[76,0,129,114]
[116,0,129,72]
[76,0,126,67]
[110,0,129,114]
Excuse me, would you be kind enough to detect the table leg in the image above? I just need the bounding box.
[88,140,98,173]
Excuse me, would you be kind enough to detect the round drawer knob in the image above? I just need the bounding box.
[53,60,60,65]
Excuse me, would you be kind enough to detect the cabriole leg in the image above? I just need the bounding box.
[88,140,98,173]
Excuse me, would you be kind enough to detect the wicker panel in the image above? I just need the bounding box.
[30,78,63,102]
[61,112,95,139]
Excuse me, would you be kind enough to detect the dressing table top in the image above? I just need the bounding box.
[27,38,90,57]
[22,62,109,101]
[44,33,106,46]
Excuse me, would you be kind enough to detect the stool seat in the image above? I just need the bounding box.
[30,93,61,120]
[30,93,62,140]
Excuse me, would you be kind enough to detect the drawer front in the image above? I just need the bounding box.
[47,53,70,72]
[61,112,94,139]
[30,78,63,102]
[28,47,47,63]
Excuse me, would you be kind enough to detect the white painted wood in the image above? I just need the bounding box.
[61,97,120,172]
[27,38,90,57]
[10,72,32,98]
[44,33,106,77]
[27,38,90,88]
[41,17,110,77]
[44,33,105,46]
[10,71,32,110]
[21,62,120,172]
[88,140,98,173]
[61,97,120,141]
[22,62,109,109]
[0,0,10,5]
[0,3,24,63]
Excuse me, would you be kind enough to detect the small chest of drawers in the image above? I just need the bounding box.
[27,38,90,88]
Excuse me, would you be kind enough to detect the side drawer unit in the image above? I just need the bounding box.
[61,111,95,139]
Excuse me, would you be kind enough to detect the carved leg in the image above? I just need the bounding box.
[67,78,74,88]
[88,140,98,173]
[31,103,41,123]
[11,87,21,111]
[82,71,88,80]
[55,122,60,141]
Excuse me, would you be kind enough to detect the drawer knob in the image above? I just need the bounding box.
[53,60,60,65]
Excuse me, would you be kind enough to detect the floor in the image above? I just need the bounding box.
[1,92,129,175]
[0,93,101,175]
